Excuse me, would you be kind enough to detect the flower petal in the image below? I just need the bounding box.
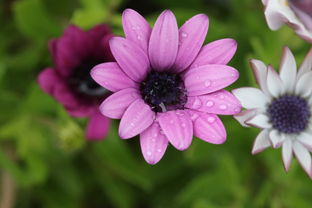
[37,68,60,95]
[295,71,312,97]
[279,47,297,92]
[298,132,312,151]
[298,48,312,79]
[282,138,293,171]
[266,65,284,97]
[119,99,155,139]
[122,9,151,53]
[100,88,141,119]
[250,59,270,95]
[245,114,271,129]
[234,109,258,127]
[189,38,237,69]
[173,14,209,72]
[232,87,268,109]
[158,110,193,150]
[91,62,137,92]
[86,112,110,140]
[293,141,312,178]
[140,121,169,164]
[269,130,285,148]
[191,111,226,144]
[185,90,241,115]
[184,64,239,96]
[148,10,179,71]
[252,129,271,154]
[109,37,150,82]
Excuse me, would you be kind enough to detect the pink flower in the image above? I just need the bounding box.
[38,24,114,140]
[91,9,241,164]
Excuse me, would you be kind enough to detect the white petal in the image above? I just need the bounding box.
[282,138,293,171]
[250,59,270,96]
[232,87,268,109]
[269,130,285,148]
[293,141,312,178]
[295,71,312,97]
[266,65,284,97]
[246,114,272,129]
[279,47,297,92]
[298,48,312,79]
[234,109,258,127]
[252,129,271,154]
[298,132,312,151]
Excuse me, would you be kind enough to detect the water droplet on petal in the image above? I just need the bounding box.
[131,26,136,30]
[219,94,225,99]
[147,151,152,156]
[176,111,185,116]
[181,123,186,128]
[219,105,227,110]
[206,101,214,107]
[207,116,216,123]
[234,107,241,113]
[204,80,211,87]
[191,113,199,121]
[157,148,162,153]
[130,122,135,127]
[153,133,158,137]
[181,31,188,38]
[137,35,142,40]
[192,97,202,109]
[152,138,156,142]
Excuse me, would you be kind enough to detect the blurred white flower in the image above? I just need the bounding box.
[262,0,312,43]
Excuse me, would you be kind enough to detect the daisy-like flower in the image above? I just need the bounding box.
[38,24,114,140]
[233,47,312,178]
[91,9,241,164]
[262,0,312,43]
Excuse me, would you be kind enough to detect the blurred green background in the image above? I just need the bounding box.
[0,0,311,207]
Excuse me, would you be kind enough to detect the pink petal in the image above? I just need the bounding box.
[184,64,239,96]
[282,139,293,172]
[122,9,151,53]
[37,68,60,95]
[148,10,179,71]
[189,38,237,69]
[140,121,169,165]
[100,88,141,119]
[66,105,95,117]
[158,110,193,150]
[91,62,137,92]
[53,82,79,108]
[252,129,271,154]
[190,110,226,144]
[119,99,155,139]
[86,111,110,140]
[185,90,241,115]
[173,14,209,72]
[109,37,150,82]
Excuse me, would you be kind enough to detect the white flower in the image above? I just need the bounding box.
[262,0,312,43]
[233,47,312,178]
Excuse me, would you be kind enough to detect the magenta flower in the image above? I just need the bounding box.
[38,24,114,140]
[91,9,241,164]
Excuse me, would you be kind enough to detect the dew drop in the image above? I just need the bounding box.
[219,94,225,99]
[157,148,162,153]
[181,31,188,38]
[192,97,202,109]
[130,122,135,126]
[191,113,199,121]
[207,116,215,123]
[147,151,152,156]
[219,105,227,110]
[131,26,136,30]
[152,138,156,142]
[234,107,241,113]
[153,133,158,137]
[206,101,214,107]
[176,111,185,116]
[181,123,186,128]
[137,35,142,40]
[204,80,211,87]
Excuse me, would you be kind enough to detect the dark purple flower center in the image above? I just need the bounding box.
[267,95,310,134]
[69,60,108,98]
[140,71,187,112]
